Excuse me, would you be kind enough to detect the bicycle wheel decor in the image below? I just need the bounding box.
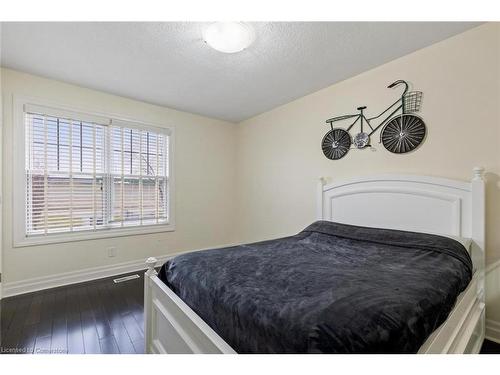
[321,128,351,160]
[322,80,427,160]
[381,114,426,154]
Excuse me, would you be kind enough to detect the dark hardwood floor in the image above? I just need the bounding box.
[1,271,145,354]
[1,271,500,354]
[480,339,500,354]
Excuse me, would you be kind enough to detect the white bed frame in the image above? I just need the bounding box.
[144,168,486,354]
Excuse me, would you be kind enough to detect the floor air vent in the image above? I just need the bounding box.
[113,274,140,283]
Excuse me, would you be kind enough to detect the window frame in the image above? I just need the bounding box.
[13,95,175,247]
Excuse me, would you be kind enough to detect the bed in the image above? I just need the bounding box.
[143,168,486,354]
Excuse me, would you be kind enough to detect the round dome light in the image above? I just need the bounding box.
[202,22,255,53]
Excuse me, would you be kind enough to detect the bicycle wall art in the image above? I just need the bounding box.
[321,80,426,160]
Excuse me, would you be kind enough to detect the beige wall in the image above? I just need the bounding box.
[2,24,500,324]
[236,23,500,320]
[0,25,3,290]
[1,68,238,284]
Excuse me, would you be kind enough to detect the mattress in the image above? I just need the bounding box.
[158,221,472,353]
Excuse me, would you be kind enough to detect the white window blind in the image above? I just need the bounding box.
[24,108,170,237]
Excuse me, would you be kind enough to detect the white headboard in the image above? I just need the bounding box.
[317,168,485,264]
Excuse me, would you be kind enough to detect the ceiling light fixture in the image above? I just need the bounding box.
[202,22,255,53]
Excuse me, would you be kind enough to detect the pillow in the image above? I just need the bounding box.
[445,235,472,253]
[434,234,475,272]
[421,230,472,253]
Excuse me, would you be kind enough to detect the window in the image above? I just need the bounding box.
[15,99,174,246]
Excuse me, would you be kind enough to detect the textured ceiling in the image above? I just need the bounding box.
[1,22,480,122]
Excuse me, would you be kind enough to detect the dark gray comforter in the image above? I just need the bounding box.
[158,221,472,353]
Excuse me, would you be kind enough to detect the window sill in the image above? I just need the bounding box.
[13,223,175,247]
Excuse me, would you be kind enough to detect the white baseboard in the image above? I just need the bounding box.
[486,258,500,274]
[1,254,174,298]
[485,258,500,343]
[1,242,239,299]
[486,319,500,344]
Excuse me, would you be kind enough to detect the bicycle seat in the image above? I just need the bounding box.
[357,106,367,111]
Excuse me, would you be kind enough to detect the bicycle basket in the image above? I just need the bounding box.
[404,91,423,113]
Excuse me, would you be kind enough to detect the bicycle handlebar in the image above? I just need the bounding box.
[387,80,409,96]
[324,80,410,126]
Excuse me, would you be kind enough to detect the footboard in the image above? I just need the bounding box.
[143,257,236,354]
